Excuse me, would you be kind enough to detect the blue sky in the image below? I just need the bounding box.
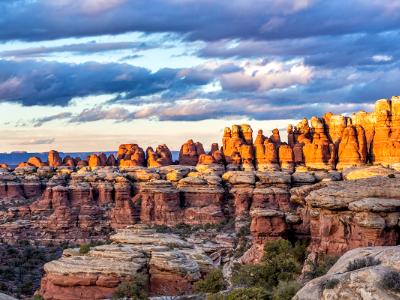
[0,0,399,152]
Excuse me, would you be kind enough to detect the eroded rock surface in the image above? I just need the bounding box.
[40,225,220,299]
[295,246,400,300]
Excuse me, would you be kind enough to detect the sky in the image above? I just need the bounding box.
[0,0,399,152]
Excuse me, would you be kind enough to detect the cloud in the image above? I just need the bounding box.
[219,61,313,92]
[0,41,164,58]
[31,112,73,127]
[17,138,56,145]
[0,1,399,43]
[0,59,200,106]
[197,31,400,68]
[372,54,393,62]
[70,106,134,123]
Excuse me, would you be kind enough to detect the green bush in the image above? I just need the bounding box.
[112,274,148,300]
[232,239,303,290]
[32,295,44,300]
[272,280,301,300]
[79,244,90,254]
[307,255,339,278]
[0,282,7,291]
[347,256,380,272]
[207,287,270,300]
[237,225,250,238]
[381,270,400,292]
[232,264,267,288]
[18,281,33,294]
[194,269,225,293]
[321,278,340,290]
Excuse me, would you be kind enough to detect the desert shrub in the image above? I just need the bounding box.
[79,244,90,254]
[112,274,148,300]
[346,256,380,272]
[232,239,303,290]
[272,280,301,300]
[237,224,250,238]
[0,282,7,291]
[18,281,33,294]
[193,269,225,293]
[291,240,309,263]
[307,255,339,278]
[261,239,302,285]
[207,287,270,300]
[232,264,267,288]
[32,295,44,300]
[380,270,400,292]
[153,224,171,233]
[321,278,340,290]
[388,174,396,178]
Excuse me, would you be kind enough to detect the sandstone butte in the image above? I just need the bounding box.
[0,96,399,299]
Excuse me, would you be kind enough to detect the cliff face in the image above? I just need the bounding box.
[1,165,399,255]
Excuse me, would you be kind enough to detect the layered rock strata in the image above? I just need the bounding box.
[39,225,218,299]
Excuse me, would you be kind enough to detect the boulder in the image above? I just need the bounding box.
[294,246,400,300]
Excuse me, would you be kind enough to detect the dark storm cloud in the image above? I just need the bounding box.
[1,0,399,123]
[0,1,399,43]
[0,59,211,106]
[0,41,165,58]
[198,31,400,68]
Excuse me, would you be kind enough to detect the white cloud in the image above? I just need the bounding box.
[220,60,313,91]
[372,54,393,62]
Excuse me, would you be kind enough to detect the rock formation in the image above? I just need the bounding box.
[291,174,400,255]
[146,144,173,167]
[295,245,400,300]
[117,144,145,167]
[39,225,219,299]
[179,140,205,166]
[48,150,62,168]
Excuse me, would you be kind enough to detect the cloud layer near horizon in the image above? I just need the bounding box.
[0,0,399,127]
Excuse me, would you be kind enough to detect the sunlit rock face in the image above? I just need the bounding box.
[117,144,146,167]
[179,139,205,166]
